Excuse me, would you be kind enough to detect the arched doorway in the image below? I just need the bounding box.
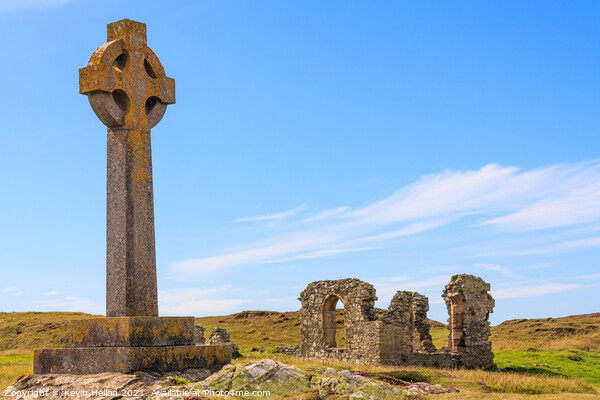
[449,294,465,353]
[322,293,346,348]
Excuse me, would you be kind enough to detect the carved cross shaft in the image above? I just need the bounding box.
[79,19,175,317]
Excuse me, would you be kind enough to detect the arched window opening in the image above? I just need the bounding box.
[322,294,347,348]
[449,294,465,353]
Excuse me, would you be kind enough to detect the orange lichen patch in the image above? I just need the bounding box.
[126,130,151,184]
[72,318,130,344]
[80,19,175,132]
[70,317,195,347]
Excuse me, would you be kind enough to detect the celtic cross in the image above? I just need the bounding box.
[79,19,175,317]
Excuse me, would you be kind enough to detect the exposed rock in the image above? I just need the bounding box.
[2,360,459,400]
[310,367,458,398]
[201,359,309,396]
[2,368,214,400]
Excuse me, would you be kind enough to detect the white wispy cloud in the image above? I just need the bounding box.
[236,203,308,223]
[1,286,25,296]
[348,218,455,245]
[569,274,600,281]
[474,263,513,275]
[491,283,582,299]
[173,161,600,273]
[25,296,103,314]
[480,185,600,230]
[159,286,233,303]
[267,246,373,264]
[525,263,551,270]
[42,290,60,296]
[301,206,349,222]
[500,236,600,256]
[159,286,248,316]
[161,299,248,316]
[0,0,75,12]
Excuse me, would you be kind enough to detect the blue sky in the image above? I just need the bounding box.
[1,1,599,325]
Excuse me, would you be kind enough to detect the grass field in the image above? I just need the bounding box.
[1,310,599,398]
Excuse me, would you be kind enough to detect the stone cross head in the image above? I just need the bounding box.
[79,19,175,132]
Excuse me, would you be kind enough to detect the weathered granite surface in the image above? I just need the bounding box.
[5,360,459,400]
[79,19,175,318]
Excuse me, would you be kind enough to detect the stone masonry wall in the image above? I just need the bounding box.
[209,327,240,355]
[299,279,379,364]
[298,274,495,369]
[442,274,495,368]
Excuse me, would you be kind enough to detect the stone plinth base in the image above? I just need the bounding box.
[34,316,232,374]
[34,344,232,374]
[71,317,195,347]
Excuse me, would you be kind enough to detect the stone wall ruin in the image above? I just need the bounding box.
[298,274,495,369]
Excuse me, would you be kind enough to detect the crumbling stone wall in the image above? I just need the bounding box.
[298,274,494,369]
[194,325,239,355]
[381,291,437,353]
[299,279,379,363]
[442,274,495,368]
[209,326,240,355]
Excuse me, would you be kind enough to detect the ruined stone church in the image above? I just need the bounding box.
[294,274,495,369]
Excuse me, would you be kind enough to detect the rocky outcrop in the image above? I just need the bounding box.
[311,367,457,398]
[3,360,459,399]
[2,368,215,400]
[200,359,309,396]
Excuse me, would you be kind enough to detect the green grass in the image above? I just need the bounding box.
[1,310,600,399]
[195,310,302,350]
[0,353,33,390]
[241,352,598,398]
[491,313,600,352]
[195,309,446,352]
[171,376,190,385]
[0,311,100,351]
[495,348,600,385]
